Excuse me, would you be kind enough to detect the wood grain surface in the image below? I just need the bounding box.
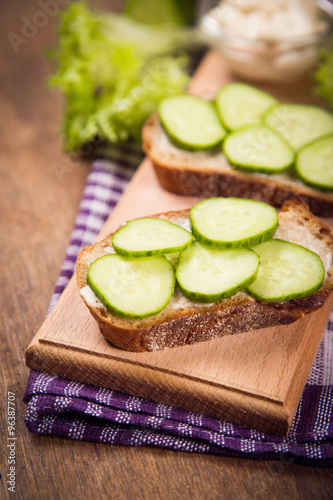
[1,1,333,499]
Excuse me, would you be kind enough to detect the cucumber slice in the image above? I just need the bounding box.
[176,241,260,303]
[112,217,193,257]
[247,239,325,302]
[87,254,175,318]
[295,134,333,190]
[158,94,227,151]
[190,197,278,248]
[223,124,295,174]
[216,83,278,131]
[264,104,333,151]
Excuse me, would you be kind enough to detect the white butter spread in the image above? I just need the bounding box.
[103,245,114,254]
[169,286,215,310]
[79,282,215,314]
[80,285,107,310]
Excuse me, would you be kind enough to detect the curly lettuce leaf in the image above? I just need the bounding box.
[48,2,195,151]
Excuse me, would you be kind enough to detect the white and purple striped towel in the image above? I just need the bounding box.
[24,157,333,466]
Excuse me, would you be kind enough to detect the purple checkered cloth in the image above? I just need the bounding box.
[24,155,333,466]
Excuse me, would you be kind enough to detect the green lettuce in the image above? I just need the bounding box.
[315,50,333,111]
[48,2,195,152]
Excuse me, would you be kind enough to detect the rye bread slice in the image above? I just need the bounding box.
[76,198,333,352]
[142,113,333,217]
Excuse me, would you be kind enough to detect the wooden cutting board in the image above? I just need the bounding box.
[25,52,333,436]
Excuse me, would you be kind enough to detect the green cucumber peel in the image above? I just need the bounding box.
[295,134,333,191]
[158,94,227,151]
[216,82,278,131]
[87,254,175,318]
[112,217,193,257]
[190,197,279,248]
[223,124,295,174]
[247,239,325,302]
[176,241,260,303]
[264,103,333,151]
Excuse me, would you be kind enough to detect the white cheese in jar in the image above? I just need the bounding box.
[210,0,326,41]
[201,0,330,82]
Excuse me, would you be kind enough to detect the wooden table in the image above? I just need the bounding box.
[1,2,332,499]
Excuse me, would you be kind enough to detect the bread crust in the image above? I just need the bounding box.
[76,198,333,352]
[142,113,333,217]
